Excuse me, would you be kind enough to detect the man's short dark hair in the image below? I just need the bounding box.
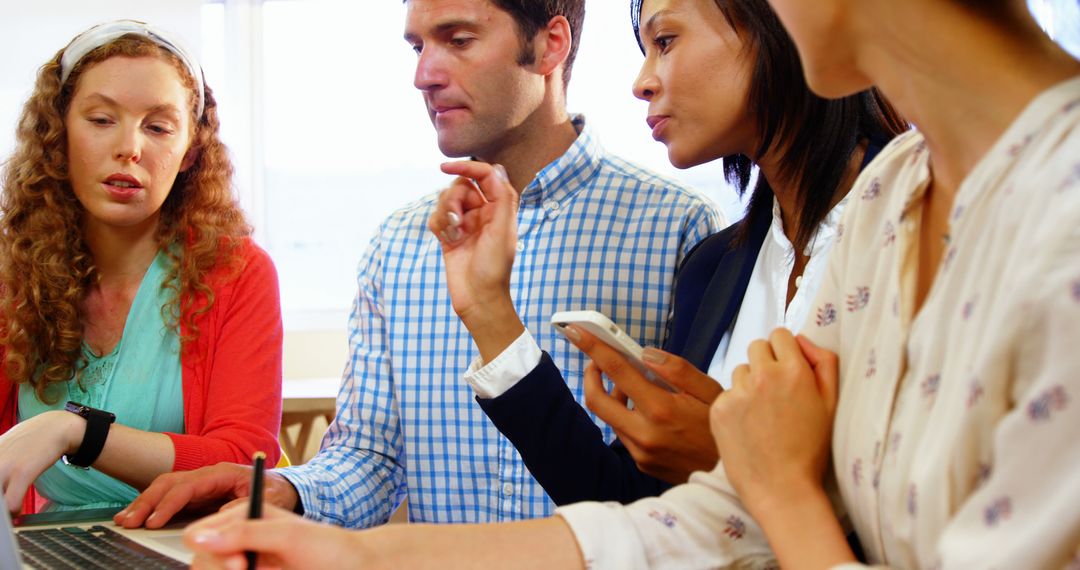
[405,0,585,89]
[490,0,585,89]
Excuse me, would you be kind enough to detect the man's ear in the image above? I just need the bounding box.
[179,146,199,173]
[534,15,572,78]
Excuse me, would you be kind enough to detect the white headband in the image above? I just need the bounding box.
[60,20,205,118]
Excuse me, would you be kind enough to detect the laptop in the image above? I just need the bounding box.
[1,506,192,569]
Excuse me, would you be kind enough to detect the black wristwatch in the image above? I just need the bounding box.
[62,401,116,469]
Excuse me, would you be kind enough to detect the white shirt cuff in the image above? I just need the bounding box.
[463,329,543,399]
[557,503,649,570]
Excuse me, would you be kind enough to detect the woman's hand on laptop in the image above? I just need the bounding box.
[0,410,87,513]
[115,463,301,529]
[185,502,358,570]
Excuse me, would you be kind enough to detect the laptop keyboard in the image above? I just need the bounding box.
[16,526,185,569]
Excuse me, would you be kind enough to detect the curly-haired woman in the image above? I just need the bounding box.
[0,20,283,514]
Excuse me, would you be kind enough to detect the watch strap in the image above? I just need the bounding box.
[63,402,116,468]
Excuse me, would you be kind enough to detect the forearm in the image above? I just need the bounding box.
[41,411,174,489]
[278,443,404,527]
[359,517,584,570]
[478,354,670,505]
[749,481,855,570]
[92,424,175,489]
[458,297,526,363]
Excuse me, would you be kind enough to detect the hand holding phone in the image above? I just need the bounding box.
[551,310,673,391]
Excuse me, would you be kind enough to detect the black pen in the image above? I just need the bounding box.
[246,451,266,570]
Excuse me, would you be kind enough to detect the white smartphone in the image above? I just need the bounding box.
[550,310,673,391]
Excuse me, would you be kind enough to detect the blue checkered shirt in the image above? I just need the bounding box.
[277,118,724,527]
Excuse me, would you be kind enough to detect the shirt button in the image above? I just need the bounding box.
[543,200,560,211]
[515,240,525,253]
[502,483,514,497]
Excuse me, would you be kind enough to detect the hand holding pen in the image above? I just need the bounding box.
[184,490,363,569]
[245,451,266,569]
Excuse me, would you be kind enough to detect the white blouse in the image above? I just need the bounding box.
[558,76,1080,569]
[708,196,845,390]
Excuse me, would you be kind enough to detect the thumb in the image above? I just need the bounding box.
[795,335,840,416]
[185,503,291,554]
[641,348,722,403]
[4,475,30,515]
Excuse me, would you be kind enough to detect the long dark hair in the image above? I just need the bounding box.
[633,0,907,253]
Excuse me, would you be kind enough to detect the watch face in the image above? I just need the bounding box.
[63,401,115,422]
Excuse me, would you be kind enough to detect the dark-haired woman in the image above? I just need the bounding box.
[422,0,905,505]
[175,0,908,565]
[186,0,1080,563]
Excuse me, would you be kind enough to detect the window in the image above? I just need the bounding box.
[1030,0,1080,57]
[200,0,733,330]
[1,1,1076,332]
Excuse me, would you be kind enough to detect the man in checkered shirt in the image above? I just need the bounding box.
[118,0,722,530]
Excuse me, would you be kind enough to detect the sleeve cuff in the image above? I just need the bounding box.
[274,466,324,522]
[556,502,649,570]
[464,329,543,398]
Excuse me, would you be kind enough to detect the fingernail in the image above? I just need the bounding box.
[494,163,509,183]
[561,324,581,341]
[448,211,461,227]
[190,528,222,545]
[447,227,461,242]
[145,512,156,524]
[642,348,667,364]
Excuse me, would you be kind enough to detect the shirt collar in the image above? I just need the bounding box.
[768,193,849,257]
[900,76,1080,224]
[520,114,604,205]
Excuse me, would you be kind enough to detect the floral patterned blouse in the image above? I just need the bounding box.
[557,76,1080,569]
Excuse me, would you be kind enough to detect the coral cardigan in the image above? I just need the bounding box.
[0,239,283,513]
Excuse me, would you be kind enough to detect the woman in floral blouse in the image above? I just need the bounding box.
[180,0,1080,567]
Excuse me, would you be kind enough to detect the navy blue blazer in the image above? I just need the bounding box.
[477,203,772,505]
[476,134,889,506]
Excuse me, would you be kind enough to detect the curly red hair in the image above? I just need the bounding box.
[0,34,251,403]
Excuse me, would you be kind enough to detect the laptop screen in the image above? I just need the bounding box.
[0,508,25,568]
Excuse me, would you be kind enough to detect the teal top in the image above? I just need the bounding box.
[18,250,184,512]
